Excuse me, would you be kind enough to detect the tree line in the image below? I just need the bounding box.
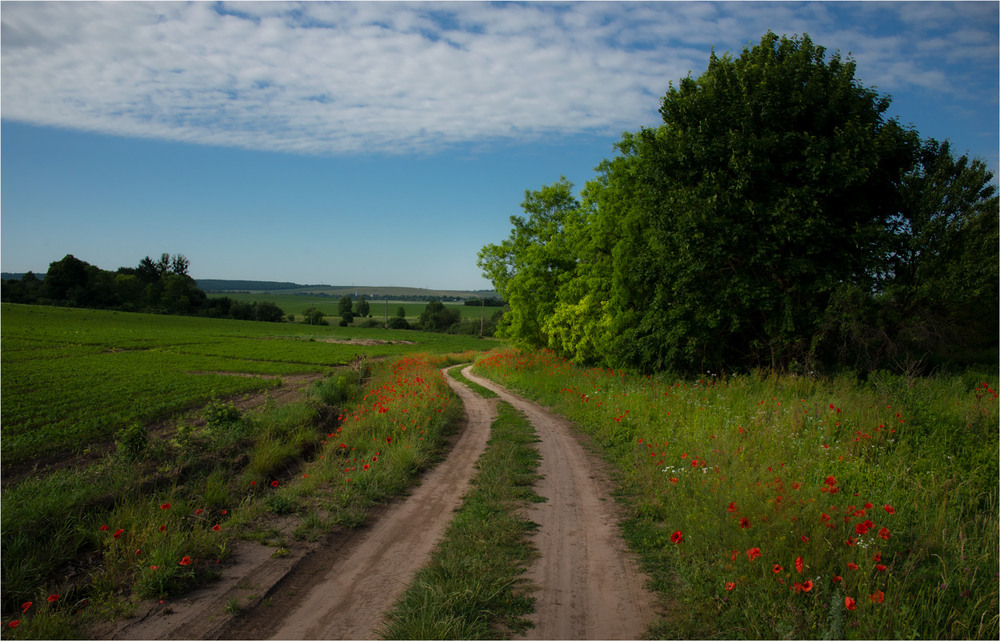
[478,32,998,375]
[1,253,286,322]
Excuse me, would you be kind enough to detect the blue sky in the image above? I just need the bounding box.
[2,1,997,291]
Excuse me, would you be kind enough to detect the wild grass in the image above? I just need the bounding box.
[1,352,469,637]
[472,348,999,640]
[380,400,542,639]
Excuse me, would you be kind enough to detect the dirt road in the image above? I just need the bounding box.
[106,366,657,639]
[461,367,657,640]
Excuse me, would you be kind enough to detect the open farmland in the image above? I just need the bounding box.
[209,292,495,322]
[0,303,493,466]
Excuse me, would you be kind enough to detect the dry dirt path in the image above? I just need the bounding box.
[461,367,658,640]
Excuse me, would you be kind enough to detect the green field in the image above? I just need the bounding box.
[0,303,495,465]
[211,293,498,322]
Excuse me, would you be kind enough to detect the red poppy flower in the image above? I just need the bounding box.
[801,580,813,592]
[795,556,804,573]
[20,602,32,614]
[725,582,735,591]
[739,517,751,529]
[8,621,20,629]
[271,480,280,487]
[160,503,171,510]
[870,590,885,603]
[135,549,142,555]
[747,547,762,561]
[730,550,738,562]
[159,525,166,532]
[179,556,192,566]
[878,527,891,540]
[845,596,856,611]
[150,565,159,570]
[873,552,881,562]
[848,562,859,570]
[195,508,203,515]
[47,594,60,603]
[670,478,678,484]
[825,475,837,486]
[884,504,895,514]
[670,530,683,544]
[791,482,801,490]
[113,529,124,539]
[855,522,870,535]
[727,502,737,513]
[99,525,109,531]
[876,564,887,571]
[212,524,221,532]
[801,535,810,543]
[363,464,370,470]
[386,437,392,444]
[832,575,843,583]
[772,564,782,574]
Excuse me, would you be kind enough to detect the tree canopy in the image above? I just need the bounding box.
[479,32,998,375]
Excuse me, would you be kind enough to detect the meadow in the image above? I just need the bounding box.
[472,348,999,639]
[1,303,491,464]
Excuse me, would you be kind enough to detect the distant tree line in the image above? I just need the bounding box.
[479,32,998,375]
[463,296,505,307]
[1,253,286,322]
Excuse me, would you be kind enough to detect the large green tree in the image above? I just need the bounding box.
[481,32,997,374]
[477,177,584,347]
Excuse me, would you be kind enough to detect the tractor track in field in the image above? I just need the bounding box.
[101,366,657,640]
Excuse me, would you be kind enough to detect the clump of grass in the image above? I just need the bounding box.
[473,348,999,640]
[380,401,542,639]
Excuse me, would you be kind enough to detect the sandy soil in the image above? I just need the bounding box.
[100,366,658,640]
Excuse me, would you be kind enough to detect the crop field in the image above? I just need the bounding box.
[1,303,494,464]
[472,348,999,639]
[209,293,491,322]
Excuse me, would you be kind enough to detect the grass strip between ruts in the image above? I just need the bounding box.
[379,395,543,639]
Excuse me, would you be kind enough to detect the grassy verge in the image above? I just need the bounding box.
[379,397,542,639]
[2,354,468,638]
[472,348,999,640]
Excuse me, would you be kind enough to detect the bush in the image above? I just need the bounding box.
[387,317,410,330]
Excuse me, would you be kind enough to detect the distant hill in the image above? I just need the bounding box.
[196,279,496,301]
[195,279,328,292]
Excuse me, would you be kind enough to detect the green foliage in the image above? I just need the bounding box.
[0,252,288,323]
[387,316,410,330]
[477,176,583,348]
[301,307,328,325]
[355,295,370,317]
[203,399,242,430]
[419,299,462,332]
[115,423,149,462]
[478,32,996,376]
[338,295,353,317]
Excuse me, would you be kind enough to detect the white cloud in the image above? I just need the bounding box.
[1,1,995,155]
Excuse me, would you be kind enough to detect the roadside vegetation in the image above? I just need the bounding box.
[0,300,493,637]
[381,371,541,639]
[472,347,999,639]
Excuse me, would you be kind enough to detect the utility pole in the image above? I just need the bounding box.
[480,298,485,337]
[385,297,389,329]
